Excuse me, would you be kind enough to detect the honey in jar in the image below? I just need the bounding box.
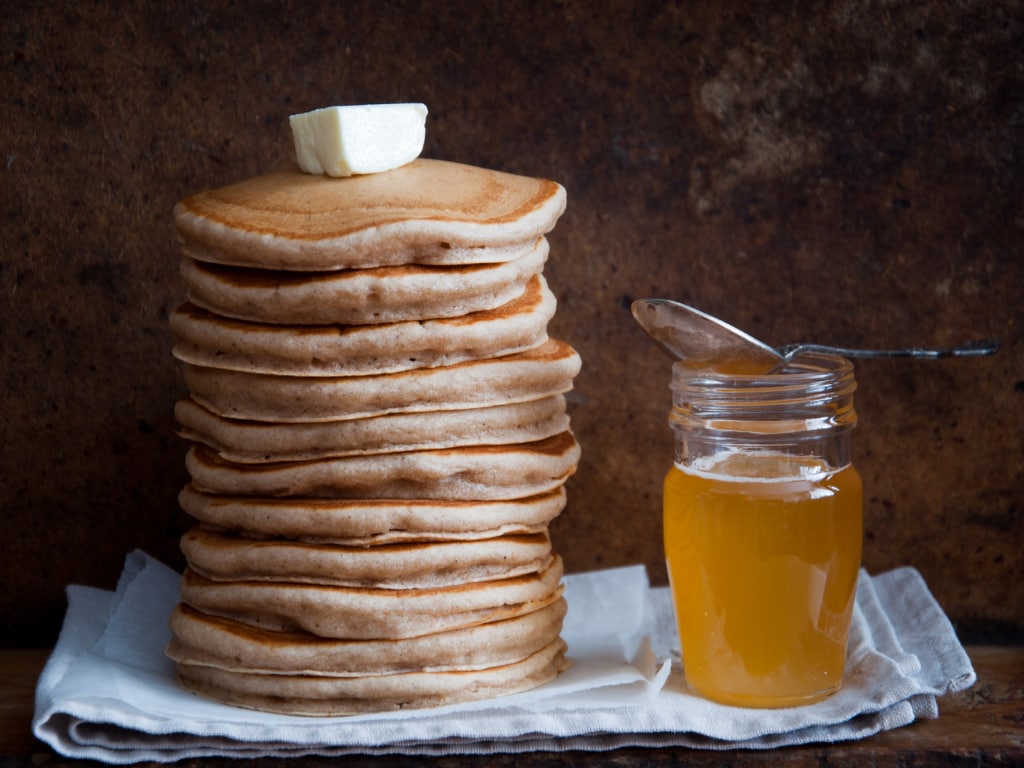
[663,353,863,707]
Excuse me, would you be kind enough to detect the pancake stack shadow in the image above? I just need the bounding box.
[164,158,582,715]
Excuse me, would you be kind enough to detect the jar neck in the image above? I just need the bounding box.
[669,353,858,471]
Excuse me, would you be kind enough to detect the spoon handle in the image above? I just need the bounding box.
[778,339,1000,361]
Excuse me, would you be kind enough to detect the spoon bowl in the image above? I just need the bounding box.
[631,298,999,374]
[630,299,783,373]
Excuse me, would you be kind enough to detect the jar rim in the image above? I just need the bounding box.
[669,352,858,435]
[670,351,855,391]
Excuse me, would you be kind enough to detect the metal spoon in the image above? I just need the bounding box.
[631,298,999,374]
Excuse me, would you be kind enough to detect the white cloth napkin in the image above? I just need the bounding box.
[33,550,975,763]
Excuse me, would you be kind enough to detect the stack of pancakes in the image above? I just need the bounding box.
[165,158,581,715]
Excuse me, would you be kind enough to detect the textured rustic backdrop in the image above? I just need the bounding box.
[2,0,1021,646]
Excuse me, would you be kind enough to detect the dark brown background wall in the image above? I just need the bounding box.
[2,1,1021,647]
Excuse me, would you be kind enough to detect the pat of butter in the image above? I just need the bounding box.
[289,103,428,177]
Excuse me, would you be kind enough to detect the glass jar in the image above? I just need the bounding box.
[663,352,863,708]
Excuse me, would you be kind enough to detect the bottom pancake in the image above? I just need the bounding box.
[175,637,570,716]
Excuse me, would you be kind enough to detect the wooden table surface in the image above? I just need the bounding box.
[3,646,1022,766]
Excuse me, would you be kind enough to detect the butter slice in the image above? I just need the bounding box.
[289,103,428,177]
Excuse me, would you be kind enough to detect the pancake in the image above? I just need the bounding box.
[181,337,581,423]
[180,555,564,639]
[174,158,567,271]
[167,597,567,676]
[177,485,567,545]
[180,527,554,588]
[184,431,580,500]
[181,236,548,326]
[168,152,577,714]
[175,395,569,463]
[174,637,569,716]
[170,274,556,377]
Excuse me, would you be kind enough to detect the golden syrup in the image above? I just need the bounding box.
[664,452,862,707]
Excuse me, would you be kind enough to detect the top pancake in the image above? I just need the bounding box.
[174,159,567,271]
